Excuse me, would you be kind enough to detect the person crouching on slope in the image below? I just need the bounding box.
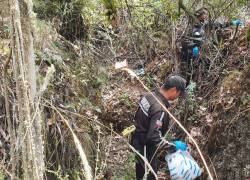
[131,75,187,180]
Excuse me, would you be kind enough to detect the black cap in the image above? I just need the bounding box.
[163,75,187,97]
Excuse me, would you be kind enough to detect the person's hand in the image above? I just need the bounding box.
[158,138,170,148]
[173,140,188,151]
[192,46,199,58]
[232,19,242,26]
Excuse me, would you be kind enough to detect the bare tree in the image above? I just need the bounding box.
[9,0,44,179]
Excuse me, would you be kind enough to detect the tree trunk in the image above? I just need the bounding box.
[9,0,44,179]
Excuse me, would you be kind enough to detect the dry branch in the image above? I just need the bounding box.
[49,103,93,180]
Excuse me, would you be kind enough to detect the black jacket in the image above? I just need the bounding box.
[189,21,230,43]
[134,89,170,146]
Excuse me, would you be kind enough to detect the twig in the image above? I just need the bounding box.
[232,24,239,41]
[124,0,132,21]
[94,126,101,179]
[224,107,250,131]
[214,0,235,20]
[208,156,218,180]
[45,169,65,180]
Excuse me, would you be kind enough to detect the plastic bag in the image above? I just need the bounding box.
[165,150,202,180]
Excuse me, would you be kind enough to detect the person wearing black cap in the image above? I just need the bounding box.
[131,75,187,180]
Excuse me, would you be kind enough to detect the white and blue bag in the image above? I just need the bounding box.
[165,150,202,180]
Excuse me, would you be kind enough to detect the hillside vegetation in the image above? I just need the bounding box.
[0,0,250,179]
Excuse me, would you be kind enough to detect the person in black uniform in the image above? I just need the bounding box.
[131,75,187,180]
[180,8,242,84]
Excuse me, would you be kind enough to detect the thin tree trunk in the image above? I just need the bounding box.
[19,0,44,177]
[9,0,44,179]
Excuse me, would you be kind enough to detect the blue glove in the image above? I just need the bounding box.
[173,141,188,151]
[192,46,199,58]
[232,19,242,26]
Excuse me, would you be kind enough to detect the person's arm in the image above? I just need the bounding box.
[209,19,242,29]
[146,109,168,146]
[213,21,231,29]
